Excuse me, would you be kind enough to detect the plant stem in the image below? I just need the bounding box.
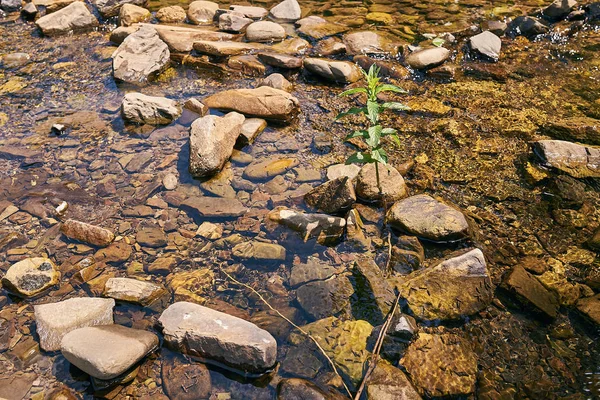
[375,161,383,199]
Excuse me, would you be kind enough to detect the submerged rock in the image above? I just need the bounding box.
[181,196,248,218]
[112,26,170,85]
[469,31,501,61]
[269,0,301,22]
[296,16,349,40]
[121,92,181,125]
[502,265,559,319]
[532,140,600,178]
[244,157,299,180]
[356,163,407,203]
[401,333,477,397]
[304,177,356,214]
[34,297,115,351]
[278,378,347,399]
[187,0,218,24]
[104,277,166,306]
[232,241,286,261]
[366,360,422,400]
[2,257,59,297]
[386,194,469,242]
[203,87,300,122]
[541,117,600,145]
[61,219,115,247]
[91,0,146,17]
[35,2,98,36]
[289,257,337,288]
[270,208,346,245]
[406,47,450,70]
[296,275,354,320]
[189,112,245,178]
[353,258,396,325]
[61,325,158,379]
[399,249,493,320]
[576,294,600,326]
[159,302,277,374]
[303,58,362,83]
[162,353,212,400]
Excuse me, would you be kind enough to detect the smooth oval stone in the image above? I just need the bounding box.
[243,157,299,180]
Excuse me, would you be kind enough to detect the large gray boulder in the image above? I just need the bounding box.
[159,302,277,374]
[35,1,98,36]
[91,0,146,17]
[533,140,600,178]
[189,112,246,178]
[386,194,469,242]
[61,325,158,379]
[112,25,170,85]
[34,297,115,351]
[121,92,181,125]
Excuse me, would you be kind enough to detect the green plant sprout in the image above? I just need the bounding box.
[336,64,410,198]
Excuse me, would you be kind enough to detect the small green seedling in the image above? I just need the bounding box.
[336,64,409,197]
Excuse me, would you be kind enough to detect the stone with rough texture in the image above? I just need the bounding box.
[401,333,477,397]
[187,0,218,24]
[159,302,277,373]
[532,140,600,178]
[296,276,354,320]
[542,117,600,145]
[189,112,245,178]
[260,73,293,92]
[119,4,150,26]
[61,325,158,379]
[278,378,347,399]
[544,0,577,19]
[576,294,600,325]
[61,219,115,247]
[121,92,181,125]
[356,163,407,203]
[162,353,212,400]
[139,23,237,53]
[112,26,170,85]
[327,163,361,181]
[1,0,20,11]
[167,269,214,303]
[238,118,267,146]
[246,21,286,42]
[399,249,493,321]
[289,257,337,288]
[303,58,362,83]
[469,31,501,60]
[270,208,346,245]
[367,360,422,400]
[406,47,450,70]
[203,87,300,122]
[34,297,115,351]
[91,0,146,17]
[193,40,264,56]
[104,278,165,306]
[269,0,301,22]
[35,1,98,36]
[156,5,186,23]
[353,258,396,325]
[219,11,252,32]
[181,196,247,218]
[232,241,286,261]
[304,176,356,214]
[136,226,167,248]
[2,257,59,298]
[502,265,559,319]
[386,194,469,242]
[296,16,349,40]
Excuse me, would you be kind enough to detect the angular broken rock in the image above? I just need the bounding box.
[304,176,356,214]
[219,11,252,32]
[189,112,245,178]
[103,277,166,306]
[468,31,501,61]
[159,302,277,374]
[138,23,238,53]
[401,333,477,397]
[296,275,354,321]
[502,265,559,319]
[238,118,267,146]
[366,360,422,400]
[35,1,98,36]
[399,249,493,321]
[34,297,115,351]
[270,208,346,245]
[61,325,159,379]
[202,86,300,123]
[2,257,60,298]
[121,92,181,125]
[112,25,170,85]
[91,0,146,17]
[61,219,115,247]
[353,257,396,325]
[532,140,600,178]
[303,58,362,83]
[386,194,469,242]
[181,196,248,218]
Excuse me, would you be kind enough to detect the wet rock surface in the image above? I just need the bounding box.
[121,92,181,125]
[35,2,98,36]
[2,257,59,297]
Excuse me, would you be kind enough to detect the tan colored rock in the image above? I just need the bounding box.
[303,58,362,83]
[137,23,238,53]
[167,269,214,303]
[245,21,286,42]
[243,156,299,180]
[35,1,98,36]
[156,5,186,23]
[2,257,60,298]
[187,0,219,24]
[356,163,408,203]
[119,4,150,26]
[34,297,115,351]
[61,219,114,247]
[104,277,166,306]
[232,241,286,261]
[367,360,422,400]
[193,41,264,56]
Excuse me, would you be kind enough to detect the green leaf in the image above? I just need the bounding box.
[381,102,411,111]
[389,133,402,147]
[381,128,397,135]
[365,125,382,149]
[432,38,445,47]
[371,148,388,165]
[375,84,408,95]
[336,107,366,120]
[366,100,380,124]
[339,87,368,97]
[344,130,368,141]
[346,151,373,164]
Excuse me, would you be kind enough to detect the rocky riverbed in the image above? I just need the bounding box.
[1,0,600,398]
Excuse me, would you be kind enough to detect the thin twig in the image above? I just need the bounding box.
[219,267,353,398]
[353,293,401,400]
[384,230,392,277]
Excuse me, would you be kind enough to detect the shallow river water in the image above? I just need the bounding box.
[1,0,600,399]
